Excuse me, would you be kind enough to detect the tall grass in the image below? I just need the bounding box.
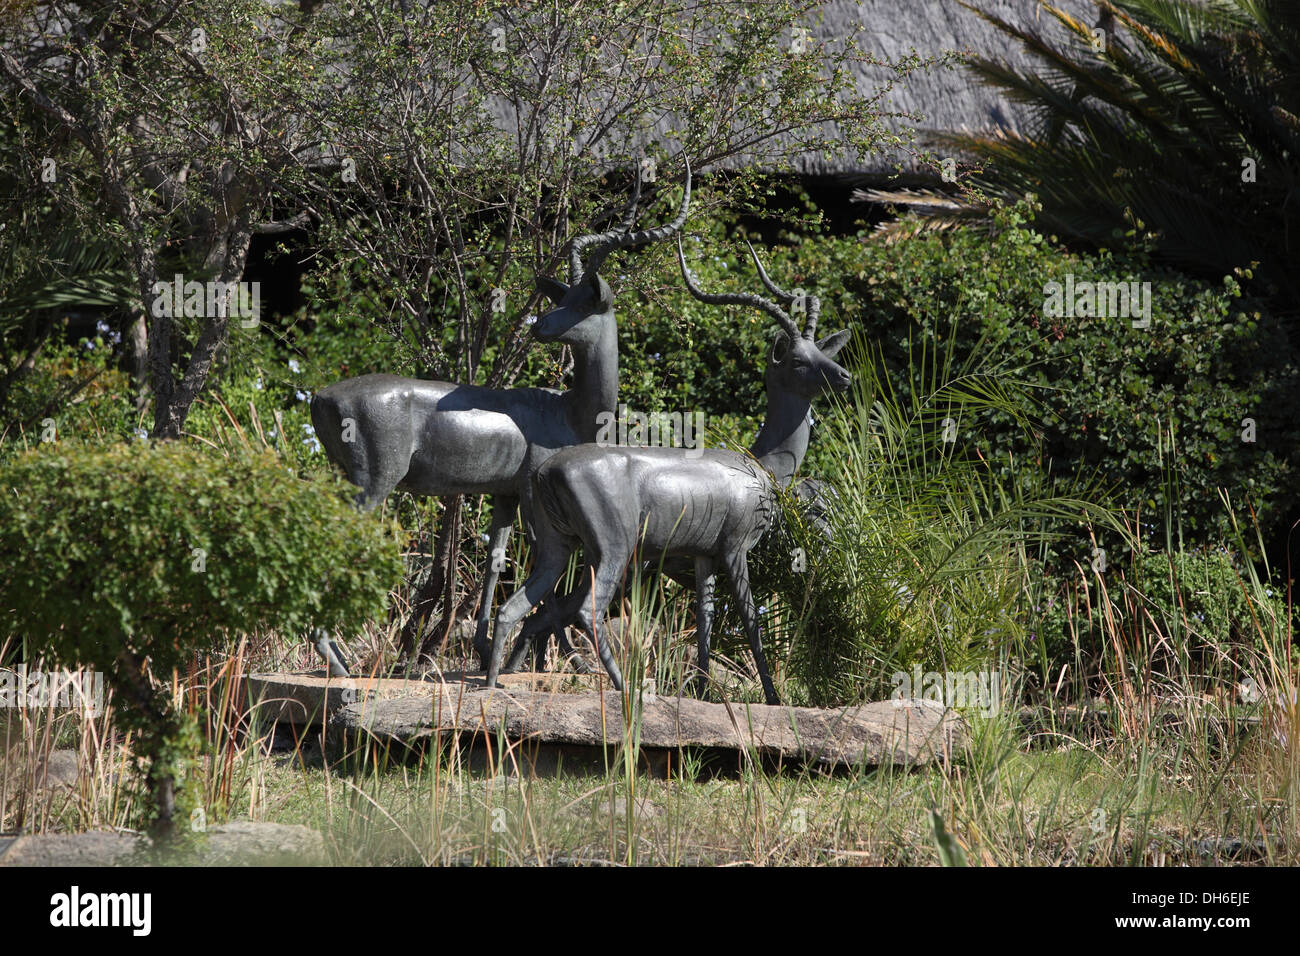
[736,323,1121,706]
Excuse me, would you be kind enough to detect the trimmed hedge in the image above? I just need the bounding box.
[0,441,402,654]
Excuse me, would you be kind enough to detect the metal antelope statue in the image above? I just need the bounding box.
[486,236,851,704]
[310,160,691,670]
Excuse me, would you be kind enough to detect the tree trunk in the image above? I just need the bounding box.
[128,312,149,416]
[114,649,179,843]
[150,196,256,438]
[400,496,462,663]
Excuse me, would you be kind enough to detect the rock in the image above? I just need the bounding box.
[0,747,80,792]
[330,686,963,772]
[0,831,137,867]
[246,669,605,729]
[0,822,326,866]
[200,822,325,865]
[34,749,80,790]
[245,671,439,728]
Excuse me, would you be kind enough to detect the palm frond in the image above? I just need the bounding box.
[942,0,1300,304]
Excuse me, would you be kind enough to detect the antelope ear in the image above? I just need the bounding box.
[816,329,850,358]
[588,271,613,308]
[771,331,793,363]
[535,276,569,305]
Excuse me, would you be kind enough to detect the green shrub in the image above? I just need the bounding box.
[849,212,1296,560]
[0,331,140,462]
[0,440,403,838]
[635,205,1297,560]
[1032,545,1292,674]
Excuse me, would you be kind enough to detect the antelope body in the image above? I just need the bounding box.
[311,163,690,666]
[486,237,850,704]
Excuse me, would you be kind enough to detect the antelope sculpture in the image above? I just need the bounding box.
[485,237,851,704]
[310,161,691,669]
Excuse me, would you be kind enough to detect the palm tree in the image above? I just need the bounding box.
[940,0,1299,310]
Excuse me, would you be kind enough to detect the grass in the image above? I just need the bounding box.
[3,640,1295,866]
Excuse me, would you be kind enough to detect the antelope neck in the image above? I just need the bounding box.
[750,386,811,489]
[567,313,619,444]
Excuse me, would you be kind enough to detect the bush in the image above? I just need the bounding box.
[636,205,1297,560]
[1032,545,1292,675]
[0,329,140,463]
[850,210,1296,560]
[613,207,1300,693]
[0,440,403,838]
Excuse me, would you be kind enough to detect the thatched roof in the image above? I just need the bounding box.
[475,0,1098,179]
[794,0,1100,177]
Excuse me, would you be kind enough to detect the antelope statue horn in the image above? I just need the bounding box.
[568,165,641,282]
[569,155,692,283]
[803,295,820,341]
[745,239,820,340]
[676,234,800,340]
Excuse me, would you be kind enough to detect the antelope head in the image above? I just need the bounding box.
[677,235,851,398]
[532,157,691,348]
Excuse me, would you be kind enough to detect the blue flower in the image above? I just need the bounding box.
[288,358,301,373]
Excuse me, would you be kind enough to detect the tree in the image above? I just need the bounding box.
[0,1,330,438]
[0,132,138,431]
[0,441,403,840]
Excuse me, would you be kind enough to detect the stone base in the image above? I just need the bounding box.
[328,684,965,774]
[245,669,605,729]
[0,822,325,867]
